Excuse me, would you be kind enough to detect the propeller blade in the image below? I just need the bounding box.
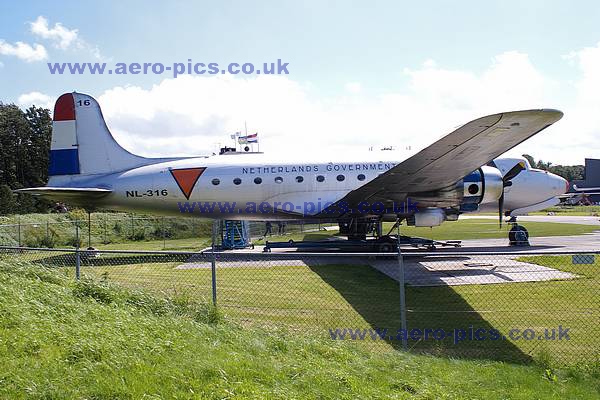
[503,161,526,184]
[498,161,525,227]
[498,192,504,229]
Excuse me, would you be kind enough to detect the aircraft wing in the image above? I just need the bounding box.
[339,109,563,207]
[15,187,112,202]
[573,185,600,191]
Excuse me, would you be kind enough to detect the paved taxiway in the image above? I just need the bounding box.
[182,215,597,286]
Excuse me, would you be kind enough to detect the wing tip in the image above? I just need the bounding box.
[540,108,564,119]
[500,108,564,125]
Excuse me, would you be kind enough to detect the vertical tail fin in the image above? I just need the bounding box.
[49,92,152,178]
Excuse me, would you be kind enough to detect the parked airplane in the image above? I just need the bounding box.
[561,184,600,206]
[573,184,600,192]
[19,92,568,241]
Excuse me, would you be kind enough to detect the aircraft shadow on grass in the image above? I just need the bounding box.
[305,259,532,364]
[25,250,532,363]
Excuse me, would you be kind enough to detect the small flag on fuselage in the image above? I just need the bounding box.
[238,133,258,144]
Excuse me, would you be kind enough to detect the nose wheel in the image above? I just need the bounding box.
[508,222,530,246]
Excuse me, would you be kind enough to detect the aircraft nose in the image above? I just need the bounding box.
[548,172,569,197]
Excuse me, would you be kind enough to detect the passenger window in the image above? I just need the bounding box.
[357,174,366,181]
[296,176,304,183]
[336,174,345,182]
[254,177,262,184]
[212,178,220,185]
[316,175,325,182]
[233,178,242,185]
[275,176,283,184]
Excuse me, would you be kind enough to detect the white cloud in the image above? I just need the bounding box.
[29,16,104,59]
[29,16,78,50]
[344,82,362,94]
[17,92,55,110]
[0,40,47,62]
[90,49,598,165]
[530,41,600,165]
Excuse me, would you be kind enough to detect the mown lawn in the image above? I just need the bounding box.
[386,218,599,240]
[101,218,600,250]
[530,205,600,216]
[0,260,598,399]
[10,246,597,366]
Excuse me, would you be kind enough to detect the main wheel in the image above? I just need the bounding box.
[378,242,395,253]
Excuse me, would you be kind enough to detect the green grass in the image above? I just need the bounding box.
[2,211,597,251]
[12,246,595,366]
[531,205,600,216]
[0,211,332,250]
[0,211,210,248]
[385,218,599,240]
[103,236,213,251]
[106,217,600,250]
[406,255,600,363]
[1,260,598,399]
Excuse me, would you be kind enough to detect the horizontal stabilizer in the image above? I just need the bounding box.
[15,187,112,201]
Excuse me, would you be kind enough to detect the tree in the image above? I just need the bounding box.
[24,106,52,187]
[0,103,52,215]
[522,154,536,168]
[521,154,584,182]
[0,185,16,214]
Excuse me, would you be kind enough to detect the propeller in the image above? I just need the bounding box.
[498,161,526,228]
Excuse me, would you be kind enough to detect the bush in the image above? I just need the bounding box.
[72,279,116,304]
[128,230,147,241]
[65,236,82,248]
[23,229,56,248]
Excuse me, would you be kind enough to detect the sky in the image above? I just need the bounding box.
[2,1,600,164]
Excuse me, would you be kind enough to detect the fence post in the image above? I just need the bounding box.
[75,222,81,280]
[74,218,79,247]
[397,221,408,350]
[17,216,21,247]
[87,212,92,248]
[162,216,166,250]
[130,214,135,239]
[75,248,81,280]
[211,220,218,306]
[103,214,107,244]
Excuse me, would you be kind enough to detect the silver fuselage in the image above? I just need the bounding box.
[49,153,567,220]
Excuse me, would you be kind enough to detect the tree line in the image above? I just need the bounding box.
[521,154,584,182]
[0,103,52,214]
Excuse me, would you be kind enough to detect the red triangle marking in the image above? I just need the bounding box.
[170,168,206,200]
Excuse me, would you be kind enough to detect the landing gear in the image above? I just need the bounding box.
[338,217,379,240]
[508,223,530,246]
[376,236,397,253]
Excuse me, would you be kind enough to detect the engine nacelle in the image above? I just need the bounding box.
[407,208,446,227]
[461,166,504,207]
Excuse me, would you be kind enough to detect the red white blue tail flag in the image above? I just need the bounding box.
[238,133,258,144]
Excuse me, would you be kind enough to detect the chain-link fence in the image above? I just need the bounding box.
[0,245,598,366]
[0,214,332,250]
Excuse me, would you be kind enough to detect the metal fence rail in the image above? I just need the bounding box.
[0,246,598,365]
[0,214,332,249]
